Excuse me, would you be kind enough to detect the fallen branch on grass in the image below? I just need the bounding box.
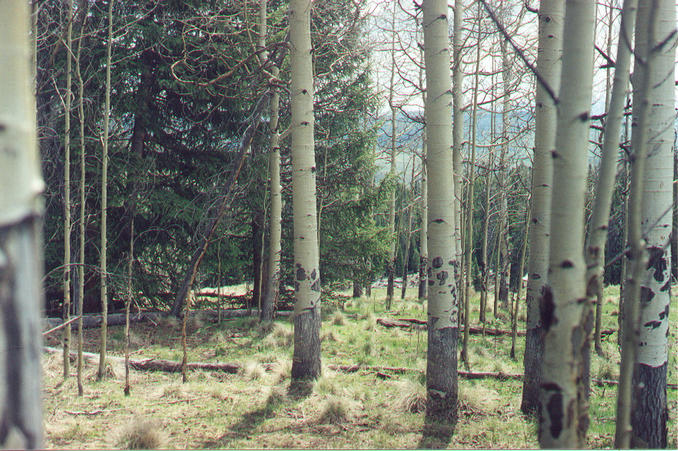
[43,315,82,336]
[43,309,292,332]
[43,346,241,374]
[379,318,617,338]
[328,363,677,389]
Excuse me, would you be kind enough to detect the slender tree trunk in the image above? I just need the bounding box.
[401,162,415,300]
[520,0,563,416]
[62,0,74,381]
[618,110,631,347]
[585,0,637,362]
[496,38,511,310]
[251,211,265,312]
[0,2,45,446]
[423,0,458,425]
[538,1,595,447]
[124,218,133,396]
[625,1,673,446]
[511,206,529,360]
[260,0,282,322]
[75,10,87,396]
[97,0,114,381]
[386,2,398,309]
[452,0,464,295]
[290,0,321,381]
[419,141,428,300]
[462,12,481,365]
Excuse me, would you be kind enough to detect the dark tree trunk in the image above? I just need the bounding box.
[352,281,362,298]
[425,326,458,424]
[631,363,668,448]
[291,306,321,380]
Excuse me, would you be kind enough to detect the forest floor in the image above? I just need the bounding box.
[42,285,677,449]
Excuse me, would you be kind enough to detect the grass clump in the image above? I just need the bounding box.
[395,378,426,413]
[331,310,346,326]
[242,361,265,380]
[263,322,293,348]
[316,396,352,425]
[116,420,164,449]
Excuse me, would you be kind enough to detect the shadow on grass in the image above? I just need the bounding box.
[202,379,314,448]
[417,411,457,449]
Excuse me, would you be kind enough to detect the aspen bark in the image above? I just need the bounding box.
[0,1,45,447]
[521,0,563,416]
[97,0,114,381]
[423,0,458,425]
[585,0,638,360]
[462,12,481,365]
[290,0,321,380]
[62,0,74,380]
[386,0,398,309]
[75,9,87,396]
[419,141,428,301]
[260,0,282,323]
[627,1,674,446]
[496,37,511,310]
[538,1,595,447]
[452,0,464,280]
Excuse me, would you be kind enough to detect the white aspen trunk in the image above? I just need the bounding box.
[260,0,281,323]
[62,0,74,380]
[497,37,512,310]
[75,14,87,396]
[462,10,481,365]
[75,11,87,396]
[628,0,674,446]
[521,0,563,416]
[98,0,114,381]
[0,1,45,447]
[452,0,464,277]
[585,0,637,359]
[423,0,458,425]
[538,1,595,447]
[386,1,398,309]
[290,0,321,380]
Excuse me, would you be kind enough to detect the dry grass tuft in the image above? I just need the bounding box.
[331,310,346,326]
[395,379,427,413]
[458,384,500,415]
[116,420,165,449]
[314,375,340,396]
[321,329,338,343]
[263,323,293,348]
[316,396,352,424]
[242,361,265,380]
[161,384,183,399]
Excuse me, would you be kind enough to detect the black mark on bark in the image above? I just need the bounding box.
[646,247,667,282]
[432,257,443,268]
[540,286,557,332]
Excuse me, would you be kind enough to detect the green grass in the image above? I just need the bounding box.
[42,284,677,449]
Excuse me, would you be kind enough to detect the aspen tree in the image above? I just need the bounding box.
[62,0,74,380]
[538,0,595,447]
[452,0,464,278]
[290,0,321,380]
[0,1,45,447]
[585,0,637,359]
[423,0,458,424]
[462,4,482,365]
[521,0,563,416]
[260,0,281,323]
[620,0,674,446]
[386,0,398,309]
[98,0,114,381]
[75,4,87,396]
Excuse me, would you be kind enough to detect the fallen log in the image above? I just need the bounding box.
[43,346,241,374]
[327,362,677,389]
[382,318,617,339]
[43,309,293,331]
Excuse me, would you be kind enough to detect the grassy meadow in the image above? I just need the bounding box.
[42,285,677,449]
